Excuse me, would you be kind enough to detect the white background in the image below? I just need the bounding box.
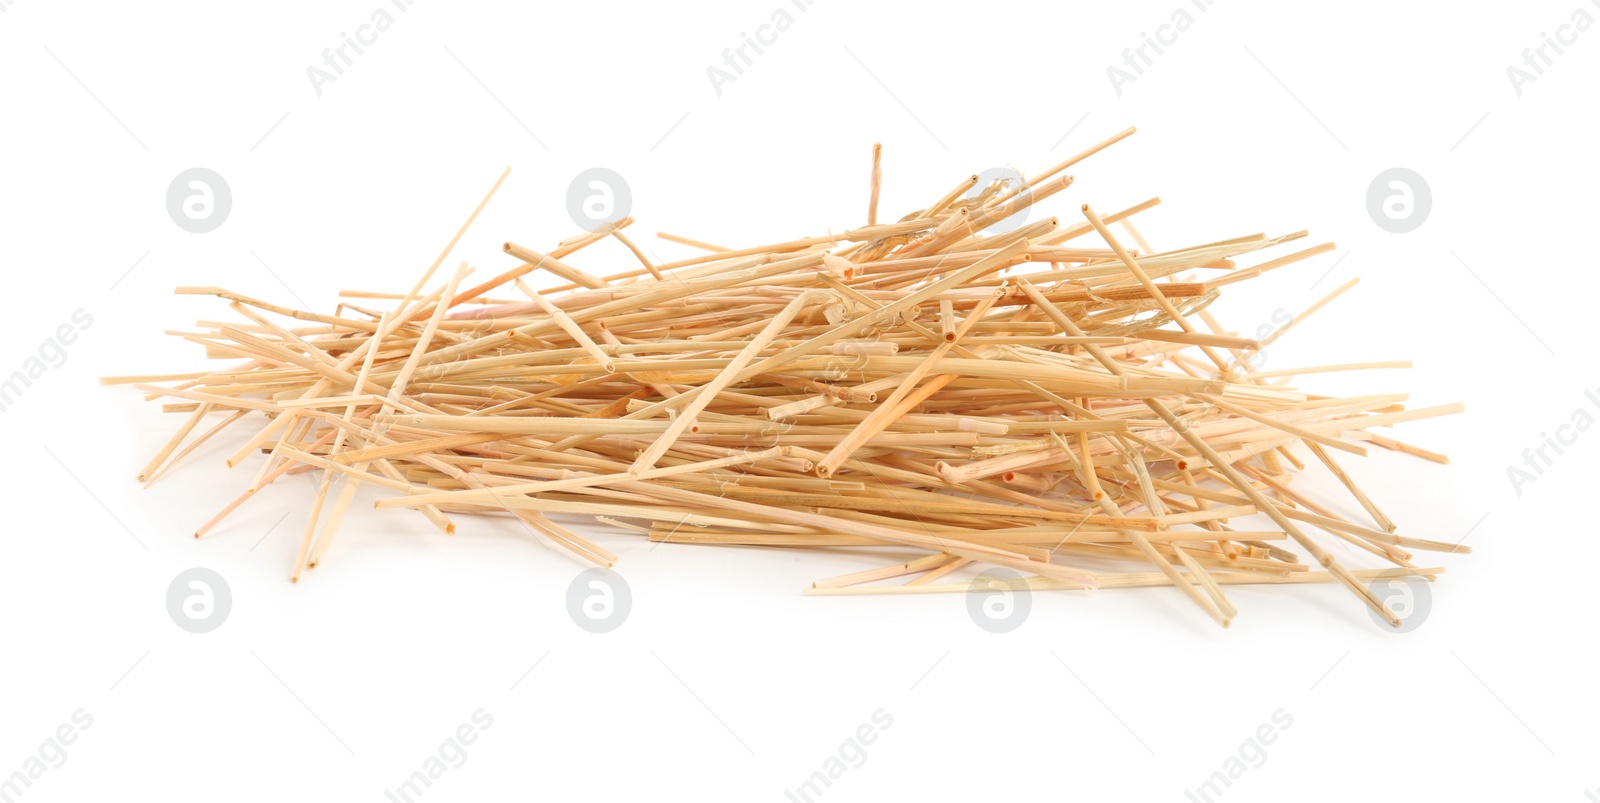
[2,0,1596,800]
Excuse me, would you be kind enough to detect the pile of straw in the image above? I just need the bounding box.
[111,128,1463,627]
